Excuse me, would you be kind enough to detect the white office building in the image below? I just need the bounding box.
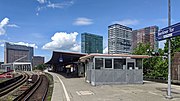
[108,24,132,54]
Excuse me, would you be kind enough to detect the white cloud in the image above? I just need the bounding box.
[47,3,64,8]
[103,47,108,54]
[0,41,38,48]
[0,43,4,47]
[0,27,5,35]
[73,17,93,26]
[0,17,19,35]
[0,18,9,27]
[42,32,80,52]
[47,1,74,9]
[36,13,39,16]
[36,0,74,15]
[37,0,47,4]
[12,42,38,49]
[113,19,139,26]
[70,44,81,52]
[0,18,9,35]
[7,24,19,28]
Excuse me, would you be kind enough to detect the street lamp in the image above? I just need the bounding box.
[146,49,151,75]
[167,0,172,99]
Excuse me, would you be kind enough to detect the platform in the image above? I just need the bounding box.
[48,71,180,101]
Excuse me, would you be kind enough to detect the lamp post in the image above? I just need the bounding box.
[167,0,172,99]
[147,49,151,75]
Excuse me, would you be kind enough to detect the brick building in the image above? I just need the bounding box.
[132,26,158,50]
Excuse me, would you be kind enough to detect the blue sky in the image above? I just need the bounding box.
[0,0,180,62]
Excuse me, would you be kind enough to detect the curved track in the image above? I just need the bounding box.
[0,73,29,97]
[13,74,49,101]
[25,75,49,101]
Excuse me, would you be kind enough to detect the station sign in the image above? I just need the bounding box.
[59,57,63,62]
[156,22,180,41]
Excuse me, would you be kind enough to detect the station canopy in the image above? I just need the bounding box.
[46,51,86,66]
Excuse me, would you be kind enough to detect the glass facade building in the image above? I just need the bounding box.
[108,24,132,54]
[81,33,103,54]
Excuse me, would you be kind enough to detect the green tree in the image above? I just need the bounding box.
[132,43,151,75]
[132,43,151,55]
[133,43,168,79]
[146,56,168,79]
[163,36,180,79]
[34,64,46,71]
[164,36,180,56]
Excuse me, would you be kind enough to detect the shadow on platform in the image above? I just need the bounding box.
[51,71,81,79]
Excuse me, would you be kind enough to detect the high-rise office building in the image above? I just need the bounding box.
[4,42,34,64]
[81,33,103,54]
[132,26,158,50]
[108,24,132,54]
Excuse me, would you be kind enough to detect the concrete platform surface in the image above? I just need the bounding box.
[49,72,180,101]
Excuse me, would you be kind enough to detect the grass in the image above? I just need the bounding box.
[45,72,54,101]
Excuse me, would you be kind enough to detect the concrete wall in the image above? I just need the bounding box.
[88,69,143,85]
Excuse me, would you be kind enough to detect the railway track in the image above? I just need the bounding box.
[25,75,49,101]
[13,74,49,101]
[0,72,29,97]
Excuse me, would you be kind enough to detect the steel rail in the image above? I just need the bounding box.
[13,74,40,101]
[0,73,29,97]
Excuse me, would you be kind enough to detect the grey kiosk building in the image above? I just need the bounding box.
[80,54,149,86]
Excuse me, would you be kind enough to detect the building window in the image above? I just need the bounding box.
[95,58,103,69]
[127,62,134,70]
[136,59,142,69]
[114,59,126,69]
[105,58,112,68]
